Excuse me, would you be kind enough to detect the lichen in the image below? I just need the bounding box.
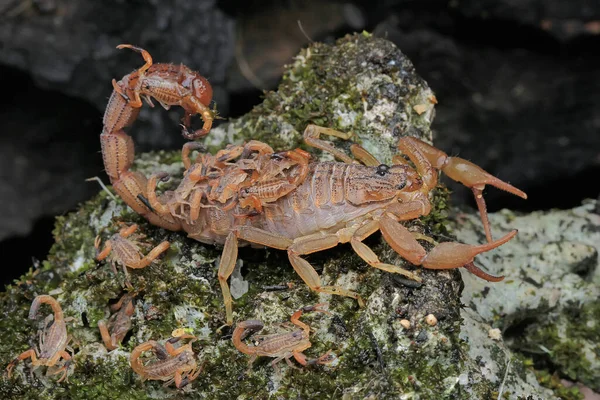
[0,33,555,399]
[456,200,600,397]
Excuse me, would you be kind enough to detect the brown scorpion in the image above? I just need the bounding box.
[100,47,527,326]
[102,109,527,328]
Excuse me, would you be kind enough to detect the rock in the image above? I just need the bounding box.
[373,23,600,212]
[0,33,563,399]
[456,199,600,393]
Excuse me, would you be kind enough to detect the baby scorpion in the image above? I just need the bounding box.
[95,223,170,288]
[6,295,73,382]
[98,292,136,351]
[106,44,214,140]
[130,334,201,388]
[232,303,334,374]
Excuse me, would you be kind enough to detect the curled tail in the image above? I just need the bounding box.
[231,320,264,355]
[101,90,181,231]
[29,295,63,321]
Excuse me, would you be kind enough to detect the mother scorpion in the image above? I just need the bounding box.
[101,45,527,325]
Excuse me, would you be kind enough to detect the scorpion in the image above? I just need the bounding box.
[130,334,201,388]
[6,295,73,382]
[95,223,170,288]
[101,44,218,231]
[107,44,214,140]
[232,303,335,374]
[101,47,527,326]
[98,292,136,351]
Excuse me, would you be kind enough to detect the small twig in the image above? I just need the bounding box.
[368,330,385,371]
[297,19,313,43]
[262,284,290,292]
[497,356,511,400]
[86,176,118,201]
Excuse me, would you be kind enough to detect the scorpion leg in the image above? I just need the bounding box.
[398,136,527,243]
[302,124,357,164]
[270,356,286,376]
[217,232,240,326]
[47,351,71,383]
[219,228,293,324]
[98,320,117,350]
[379,208,517,281]
[350,219,422,282]
[146,172,175,216]
[118,223,138,237]
[303,124,382,166]
[287,232,365,306]
[293,350,335,366]
[173,371,186,388]
[128,240,170,269]
[6,349,36,377]
[95,237,112,261]
[350,144,380,166]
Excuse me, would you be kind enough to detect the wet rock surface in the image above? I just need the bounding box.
[0,33,569,399]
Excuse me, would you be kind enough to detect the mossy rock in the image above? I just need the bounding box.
[0,33,555,399]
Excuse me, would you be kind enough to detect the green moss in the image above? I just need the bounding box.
[514,302,600,391]
[206,33,434,165]
[534,369,584,400]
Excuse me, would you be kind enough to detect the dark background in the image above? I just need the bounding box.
[1,0,599,287]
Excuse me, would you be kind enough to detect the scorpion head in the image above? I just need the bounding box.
[345,164,419,205]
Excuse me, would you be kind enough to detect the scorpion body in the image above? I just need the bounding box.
[232,304,334,374]
[130,335,201,388]
[101,46,527,325]
[6,295,72,382]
